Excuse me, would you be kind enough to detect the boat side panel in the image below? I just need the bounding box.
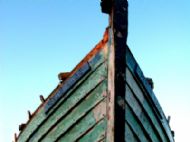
[17,46,108,142]
[28,63,108,142]
[126,47,174,142]
[57,100,107,142]
[126,68,168,142]
[125,60,173,142]
[125,121,139,142]
[125,77,161,142]
[125,103,149,142]
[40,80,107,142]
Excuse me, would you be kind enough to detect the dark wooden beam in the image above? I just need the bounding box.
[100,0,112,14]
[101,1,128,141]
[112,0,128,141]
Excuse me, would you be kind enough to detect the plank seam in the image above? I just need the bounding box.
[26,61,107,142]
[39,94,106,142]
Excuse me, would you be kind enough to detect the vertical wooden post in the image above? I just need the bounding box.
[101,0,128,141]
[112,1,128,142]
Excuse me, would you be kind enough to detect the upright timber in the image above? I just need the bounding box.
[14,0,175,142]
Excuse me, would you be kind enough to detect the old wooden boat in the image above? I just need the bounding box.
[15,0,175,142]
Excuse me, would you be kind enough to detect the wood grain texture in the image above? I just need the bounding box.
[126,68,168,142]
[126,46,174,142]
[125,84,160,142]
[125,103,149,142]
[125,122,139,142]
[45,62,91,113]
[57,100,107,142]
[17,47,108,142]
[40,81,107,142]
[28,64,108,142]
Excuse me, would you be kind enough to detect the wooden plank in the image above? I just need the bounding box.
[136,66,174,142]
[17,110,46,142]
[126,47,163,119]
[126,68,168,142]
[57,100,106,142]
[125,103,149,142]
[126,47,174,142]
[39,81,107,142]
[125,84,160,142]
[106,28,115,142]
[88,46,107,70]
[135,65,163,119]
[18,50,107,142]
[28,66,107,142]
[125,122,139,142]
[112,0,128,141]
[45,62,91,113]
[77,119,107,142]
[46,62,107,116]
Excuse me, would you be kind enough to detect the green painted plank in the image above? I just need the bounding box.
[40,80,107,142]
[125,103,149,142]
[30,64,107,142]
[45,63,91,113]
[125,122,139,142]
[28,63,107,142]
[88,46,108,70]
[17,109,46,142]
[17,48,107,142]
[46,46,108,113]
[47,51,107,116]
[126,68,168,142]
[125,84,160,142]
[77,119,106,142]
[57,100,106,142]
[126,47,174,142]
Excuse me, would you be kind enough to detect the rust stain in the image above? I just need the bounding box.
[67,27,109,79]
[46,27,109,101]
[58,72,70,81]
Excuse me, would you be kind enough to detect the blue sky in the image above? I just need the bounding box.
[0,0,190,141]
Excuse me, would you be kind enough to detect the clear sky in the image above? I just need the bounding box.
[0,0,189,141]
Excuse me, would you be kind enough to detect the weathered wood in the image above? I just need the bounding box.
[125,103,149,142]
[16,1,175,141]
[125,84,161,142]
[40,81,107,142]
[101,0,112,14]
[126,68,168,142]
[126,47,174,142]
[27,64,108,142]
[111,0,128,141]
[126,47,163,119]
[17,48,107,142]
[57,100,107,142]
[45,62,91,113]
[46,49,108,116]
[77,119,107,142]
[58,72,70,81]
[106,28,115,142]
[125,122,139,142]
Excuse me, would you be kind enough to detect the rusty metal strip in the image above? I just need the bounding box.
[45,63,91,113]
